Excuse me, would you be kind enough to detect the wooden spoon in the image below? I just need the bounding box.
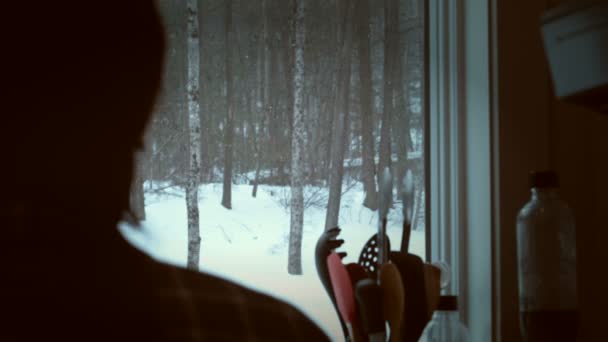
[380,263,405,342]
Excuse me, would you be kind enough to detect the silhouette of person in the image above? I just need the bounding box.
[1,2,329,341]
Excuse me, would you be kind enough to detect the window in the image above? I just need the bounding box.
[427,0,494,340]
[121,1,427,340]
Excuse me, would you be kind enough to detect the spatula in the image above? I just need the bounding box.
[390,251,429,342]
[327,252,362,342]
[379,262,405,342]
[346,263,371,289]
[358,233,390,280]
[315,227,348,337]
[355,278,386,342]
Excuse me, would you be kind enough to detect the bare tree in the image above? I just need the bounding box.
[378,0,398,206]
[221,0,235,209]
[393,0,410,196]
[252,0,270,198]
[283,8,295,169]
[288,0,306,275]
[356,0,378,211]
[185,0,202,271]
[129,151,146,223]
[325,0,355,231]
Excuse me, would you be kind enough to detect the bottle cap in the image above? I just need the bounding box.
[437,295,458,311]
[529,170,559,188]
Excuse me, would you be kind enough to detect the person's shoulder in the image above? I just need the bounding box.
[149,259,331,341]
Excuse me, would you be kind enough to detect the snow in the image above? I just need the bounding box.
[119,182,425,342]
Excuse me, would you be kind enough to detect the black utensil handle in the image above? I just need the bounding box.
[377,218,388,283]
[355,279,385,335]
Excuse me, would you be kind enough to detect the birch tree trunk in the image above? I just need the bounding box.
[288,0,305,275]
[186,0,201,271]
[324,0,354,231]
[221,0,234,209]
[356,0,378,211]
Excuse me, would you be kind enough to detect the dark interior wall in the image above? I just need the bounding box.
[547,3,608,342]
[549,60,608,342]
[493,0,608,341]
[493,0,552,338]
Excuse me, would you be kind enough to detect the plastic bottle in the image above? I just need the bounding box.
[516,171,578,341]
[418,296,469,342]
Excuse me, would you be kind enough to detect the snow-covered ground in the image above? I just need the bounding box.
[120,182,424,342]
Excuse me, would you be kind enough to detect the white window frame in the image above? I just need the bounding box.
[427,0,496,341]
[427,0,465,295]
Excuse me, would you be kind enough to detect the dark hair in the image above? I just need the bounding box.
[3,1,165,224]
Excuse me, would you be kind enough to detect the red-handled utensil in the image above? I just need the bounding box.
[327,252,363,342]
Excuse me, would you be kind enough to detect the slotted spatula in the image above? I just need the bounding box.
[358,233,390,280]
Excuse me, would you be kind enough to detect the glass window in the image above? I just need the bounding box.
[122,1,426,340]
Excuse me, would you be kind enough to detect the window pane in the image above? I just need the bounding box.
[122,0,426,340]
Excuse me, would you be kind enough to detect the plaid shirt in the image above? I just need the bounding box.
[3,233,330,342]
[152,259,331,341]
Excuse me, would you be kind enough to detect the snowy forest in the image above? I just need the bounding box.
[128,0,426,281]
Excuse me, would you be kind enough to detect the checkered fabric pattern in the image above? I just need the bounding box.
[3,235,330,342]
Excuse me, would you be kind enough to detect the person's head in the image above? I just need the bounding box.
[4,2,165,231]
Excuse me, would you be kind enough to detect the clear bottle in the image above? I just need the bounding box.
[516,171,578,341]
[418,296,469,342]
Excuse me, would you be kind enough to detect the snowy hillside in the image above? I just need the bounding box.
[120,183,425,342]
